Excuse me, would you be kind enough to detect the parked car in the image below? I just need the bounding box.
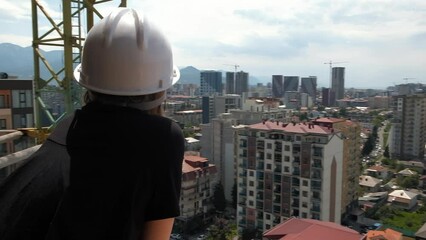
[170,233,182,240]
[196,234,206,240]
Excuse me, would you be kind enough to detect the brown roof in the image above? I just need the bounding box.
[366,228,402,240]
[248,121,334,135]
[367,165,388,172]
[314,117,345,123]
[263,217,362,240]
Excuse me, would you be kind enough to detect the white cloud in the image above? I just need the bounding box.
[1,0,425,88]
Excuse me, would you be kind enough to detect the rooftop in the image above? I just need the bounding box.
[263,217,363,240]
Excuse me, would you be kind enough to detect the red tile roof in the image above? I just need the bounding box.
[263,217,363,240]
[314,117,345,123]
[365,228,402,240]
[367,165,388,172]
[248,121,334,134]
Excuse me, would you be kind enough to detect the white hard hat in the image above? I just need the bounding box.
[74,7,180,96]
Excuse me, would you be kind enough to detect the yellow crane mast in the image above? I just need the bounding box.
[29,0,127,143]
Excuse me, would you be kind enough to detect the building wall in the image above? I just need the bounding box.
[236,122,347,234]
[331,67,345,101]
[390,94,426,160]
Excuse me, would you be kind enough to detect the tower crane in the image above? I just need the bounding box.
[323,60,348,88]
[223,64,240,93]
[30,0,127,142]
[402,77,415,84]
[223,64,240,73]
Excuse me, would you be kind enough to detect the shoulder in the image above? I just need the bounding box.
[47,112,76,145]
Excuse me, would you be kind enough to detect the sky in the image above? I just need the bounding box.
[0,0,425,89]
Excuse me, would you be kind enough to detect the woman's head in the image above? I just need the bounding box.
[84,90,166,115]
[74,7,179,112]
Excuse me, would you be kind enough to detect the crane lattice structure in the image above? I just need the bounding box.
[31,0,127,136]
[323,60,348,88]
[402,77,416,84]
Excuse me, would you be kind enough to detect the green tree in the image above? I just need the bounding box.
[213,182,227,212]
[207,218,237,240]
[241,227,258,240]
[231,181,237,209]
[362,135,374,156]
[339,107,347,117]
[383,145,389,158]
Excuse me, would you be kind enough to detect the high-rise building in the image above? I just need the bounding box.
[321,88,335,107]
[331,67,345,102]
[200,114,241,201]
[300,76,317,103]
[226,71,249,95]
[200,70,223,96]
[283,76,299,95]
[235,118,360,234]
[201,94,242,124]
[272,75,284,98]
[390,93,426,160]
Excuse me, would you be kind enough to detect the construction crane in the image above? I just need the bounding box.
[402,77,416,84]
[323,60,348,88]
[223,64,240,93]
[30,0,127,142]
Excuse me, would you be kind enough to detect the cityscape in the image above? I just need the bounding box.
[0,1,426,240]
[0,61,426,240]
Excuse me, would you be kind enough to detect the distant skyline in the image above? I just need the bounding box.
[0,0,425,89]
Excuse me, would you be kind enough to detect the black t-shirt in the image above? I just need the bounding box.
[45,102,185,240]
[0,114,72,240]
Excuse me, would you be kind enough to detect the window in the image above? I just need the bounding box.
[284,156,290,162]
[302,180,308,186]
[284,145,290,151]
[302,212,307,218]
[0,119,6,129]
[267,143,272,149]
[302,191,308,197]
[284,166,289,172]
[249,200,254,206]
[266,163,271,170]
[266,153,272,159]
[249,191,254,196]
[249,171,254,177]
[302,202,308,208]
[0,95,5,108]
[249,181,254,187]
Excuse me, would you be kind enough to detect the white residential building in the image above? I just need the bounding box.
[235,119,360,234]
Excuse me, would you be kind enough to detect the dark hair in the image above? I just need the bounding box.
[84,90,165,116]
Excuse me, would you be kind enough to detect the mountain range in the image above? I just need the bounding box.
[0,43,265,85]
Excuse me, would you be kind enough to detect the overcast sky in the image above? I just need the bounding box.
[0,0,425,89]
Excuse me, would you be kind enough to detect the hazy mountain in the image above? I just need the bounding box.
[0,43,64,80]
[178,66,200,85]
[0,43,268,85]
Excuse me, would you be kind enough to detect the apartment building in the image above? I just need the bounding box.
[0,79,35,180]
[390,93,426,160]
[178,154,218,229]
[235,118,360,234]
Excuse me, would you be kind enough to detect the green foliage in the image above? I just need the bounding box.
[362,135,375,156]
[396,175,419,188]
[207,218,237,240]
[231,181,237,209]
[241,227,258,240]
[213,182,227,212]
[381,209,426,232]
[383,145,389,158]
[339,108,347,117]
